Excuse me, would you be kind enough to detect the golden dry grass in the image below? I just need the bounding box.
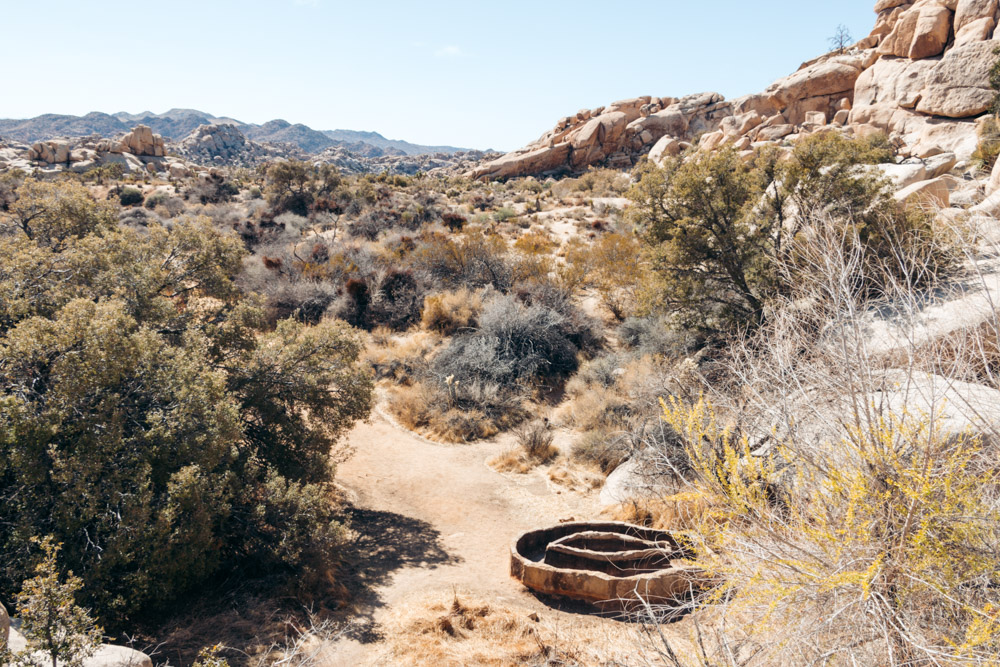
[600,492,721,532]
[382,593,640,667]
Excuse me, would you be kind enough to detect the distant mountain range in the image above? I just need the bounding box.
[0,109,474,156]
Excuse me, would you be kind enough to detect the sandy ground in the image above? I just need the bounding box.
[324,405,631,664]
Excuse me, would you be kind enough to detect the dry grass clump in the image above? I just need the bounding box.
[365,331,438,383]
[600,492,720,532]
[546,465,605,492]
[383,594,635,667]
[489,420,559,473]
[420,287,484,335]
[390,382,527,443]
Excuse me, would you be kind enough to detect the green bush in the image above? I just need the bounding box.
[118,186,144,206]
[0,180,373,628]
[973,116,1000,170]
[143,191,169,209]
[629,133,950,335]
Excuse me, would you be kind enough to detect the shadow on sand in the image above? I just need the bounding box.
[337,505,462,643]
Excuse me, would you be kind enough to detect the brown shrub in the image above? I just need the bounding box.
[420,288,483,335]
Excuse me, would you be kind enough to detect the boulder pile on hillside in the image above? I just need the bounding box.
[471,0,1000,180]
[176,123,278,166]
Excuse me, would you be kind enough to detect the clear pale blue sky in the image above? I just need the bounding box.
[3,1,876,151]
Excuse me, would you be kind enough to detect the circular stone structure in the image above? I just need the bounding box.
[510,521,710,611]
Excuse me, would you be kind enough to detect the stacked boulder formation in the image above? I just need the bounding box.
[96,124,166,157]
[471,0,1000,180]
[177,123,274,166]
[24,125,172,174]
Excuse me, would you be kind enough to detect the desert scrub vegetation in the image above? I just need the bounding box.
[621,213,1000,664]
[655,396,1000,664]
[489,419,559,474]
[390,290,599,442]
[629,132,956,335]
[0,177,373,629]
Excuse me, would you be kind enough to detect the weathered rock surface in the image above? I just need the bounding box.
[895,176,951,206]
[916,40,1000,117]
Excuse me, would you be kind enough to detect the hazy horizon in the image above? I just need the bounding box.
[4,1,875,151]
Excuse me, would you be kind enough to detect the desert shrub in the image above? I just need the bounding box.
[493,206,517,223]
[441,211,466,231]
[628,134,956,336]
[974,115,1000,170]
[118,186,144,206]
[561,231,647,319]
[420,287,483,335]
[512,228,556,255]
[367,269,426,330]
[491,420,558,473]
[118,206,159,228]
[6,178,117,246]
[349,207,398,240]
[410,229,519,291]
[264,161,342,217]
[144,191,169,209]
[10,537,103,667]
[0,182,373,628]
[366,332,436,383]
[185,173,240,205]
[575,353,626,389]
[659,397,1000,663]
[390,380,526,442]
[619,315,699,358]
[571,429,632,474]
[432,294,580,387]
[514,420,557,462]
[329,269,426,331]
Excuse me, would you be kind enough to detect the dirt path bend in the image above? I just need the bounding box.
[327,405,607,664]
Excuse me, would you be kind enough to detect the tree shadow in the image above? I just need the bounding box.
[140,505,458,665]
[335,505,461,644]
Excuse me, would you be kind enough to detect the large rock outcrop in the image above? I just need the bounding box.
[98,125,166,157]
[470,0,1000,180]
[177,123,271,166]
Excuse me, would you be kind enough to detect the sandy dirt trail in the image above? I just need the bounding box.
[325,405,619,664]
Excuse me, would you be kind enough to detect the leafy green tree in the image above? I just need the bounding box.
[13,537,103,667]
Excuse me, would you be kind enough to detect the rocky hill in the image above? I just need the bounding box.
[0,108,472,157]
[471,0,1000,180]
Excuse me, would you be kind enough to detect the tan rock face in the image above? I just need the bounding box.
[27,139,71,163]
[101,125,166,157]
[878,1,954,59]
[955,15,997,45]
[909,3,953,58]
[469,0,996,180]
[916,39,999,117]
[854,57,935,109]
[955,0,999,31]
[895,176,951,207]
[766,61,863,108]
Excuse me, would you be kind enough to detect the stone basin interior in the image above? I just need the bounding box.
[543,530,677,576]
